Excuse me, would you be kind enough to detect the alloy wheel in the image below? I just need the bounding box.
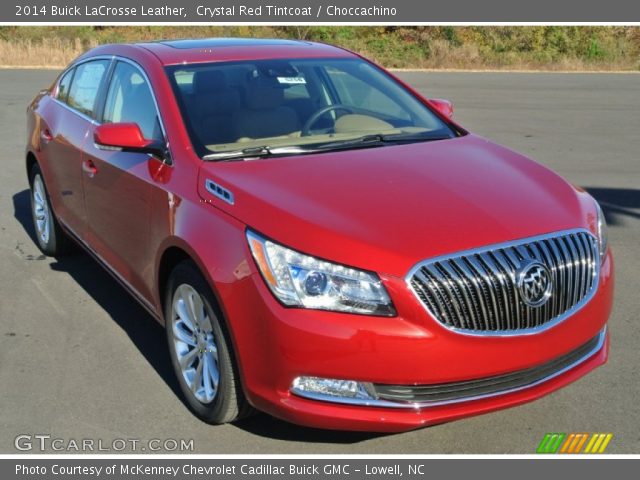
[170,284,220,404]
[32,175,50,245]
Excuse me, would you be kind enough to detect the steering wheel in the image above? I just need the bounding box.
[301,104,355,136]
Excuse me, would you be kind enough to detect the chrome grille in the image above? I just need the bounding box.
[408,230,599,334]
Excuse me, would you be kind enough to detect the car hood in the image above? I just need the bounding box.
[198,134,596,278]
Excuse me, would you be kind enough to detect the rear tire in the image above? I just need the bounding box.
[164,260,252,424]
[29,163,69,256]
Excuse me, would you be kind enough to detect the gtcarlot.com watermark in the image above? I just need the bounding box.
[14,434,194,452]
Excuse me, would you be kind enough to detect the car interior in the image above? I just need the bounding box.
[171,60,437,154]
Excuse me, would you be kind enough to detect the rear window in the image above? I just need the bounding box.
[67,60,109,117]
[55,68,74,103]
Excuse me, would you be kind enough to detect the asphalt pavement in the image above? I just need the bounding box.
[0,69,638,453]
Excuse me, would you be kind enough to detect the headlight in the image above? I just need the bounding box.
[595,200,608,263]
[246,230,395,316]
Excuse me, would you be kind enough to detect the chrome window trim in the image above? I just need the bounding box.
[405,228,601,337]
[290,326,606,409]
[51,54,173,165]
[51,97,99,125]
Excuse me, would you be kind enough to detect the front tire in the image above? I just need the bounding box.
[29,163,68,256]
[165,260,251,424]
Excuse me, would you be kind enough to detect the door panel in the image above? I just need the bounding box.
[82,60,166,303]
[40,104,90,236]
[82,143,155,300]
[41,59,110,237]
[39,59,110,240]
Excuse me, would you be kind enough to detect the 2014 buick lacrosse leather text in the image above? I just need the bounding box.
[25,38,613,431]
[41,5,186,17]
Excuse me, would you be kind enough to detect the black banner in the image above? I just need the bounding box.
[5,0,640,22]
[4,459,638,480]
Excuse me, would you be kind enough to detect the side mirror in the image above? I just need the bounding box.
[94,123,166,159]
[428,98,454,119]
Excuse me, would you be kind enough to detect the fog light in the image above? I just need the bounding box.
[291,376,374,400]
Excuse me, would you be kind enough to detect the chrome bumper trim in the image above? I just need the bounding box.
[290,326,606,409]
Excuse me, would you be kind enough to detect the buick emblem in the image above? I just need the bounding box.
[517,261,552,308]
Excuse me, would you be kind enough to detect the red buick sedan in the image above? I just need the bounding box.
[25,38,613,432]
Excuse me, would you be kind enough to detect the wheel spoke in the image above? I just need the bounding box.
[179,346,199,369]
[191,358,203,394]
[173,323,196,346]
[201,315,214,334]
[205,351,219,390]
[202,352,213,400]
[175,297,195,332]
[188,291,205,326]
[196,297,206,325]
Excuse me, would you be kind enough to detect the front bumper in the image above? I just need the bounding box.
[224,249,613,432]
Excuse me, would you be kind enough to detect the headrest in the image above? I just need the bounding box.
[193,70,227,94]
[244,77,285,110]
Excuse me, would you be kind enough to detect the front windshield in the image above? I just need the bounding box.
[166,58,458,159]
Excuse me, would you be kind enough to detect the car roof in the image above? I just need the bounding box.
[132,37,356,66]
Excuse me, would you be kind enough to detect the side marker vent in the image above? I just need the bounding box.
[205,179,234,205]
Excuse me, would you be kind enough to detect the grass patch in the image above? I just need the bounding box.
[0,26,638,70]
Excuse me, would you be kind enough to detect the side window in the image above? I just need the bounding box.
[55,68,74,103]
[325,66,410,121]
[103,61,162,142]
[67,60,109,117]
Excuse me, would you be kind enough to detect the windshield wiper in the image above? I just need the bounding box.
[305,132,453,150]
[379,132,453,143]
[202,146,275,161]
[202,132,452,161]
[298,133,388,152]
[203,135,385,161]
[297,132,451,152]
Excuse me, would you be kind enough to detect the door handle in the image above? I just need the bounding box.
[40,129,52,142]
[82,158,98,178]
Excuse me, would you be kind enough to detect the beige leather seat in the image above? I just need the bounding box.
[233,77,300,140]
